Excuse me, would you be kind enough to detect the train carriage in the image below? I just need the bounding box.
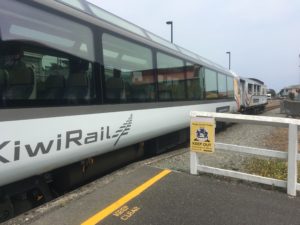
[239,78,268,113]
[0,0,241,221]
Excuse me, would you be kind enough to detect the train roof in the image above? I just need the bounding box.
[240,77,266,86]
[32,0,232,76]
[249,78,264,85]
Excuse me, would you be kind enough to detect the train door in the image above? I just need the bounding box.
[239,79,245,110]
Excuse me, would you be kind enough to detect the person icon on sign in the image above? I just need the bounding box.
[195,128,210,142]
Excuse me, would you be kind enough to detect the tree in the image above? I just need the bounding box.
[267,89,276,97]
[288,92,295,100]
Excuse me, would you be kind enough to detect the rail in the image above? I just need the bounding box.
[190,111,300,196]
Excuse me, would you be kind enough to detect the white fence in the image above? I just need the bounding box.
[190,111,300,196]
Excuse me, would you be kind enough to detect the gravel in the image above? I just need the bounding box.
[149,108,284,173]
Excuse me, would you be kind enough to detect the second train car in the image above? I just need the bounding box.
[239,78,268,113]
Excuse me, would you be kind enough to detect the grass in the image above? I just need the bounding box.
[244,158,300,183]
[246,126,300,183]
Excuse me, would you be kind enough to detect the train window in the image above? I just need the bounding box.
[57,0,85,10]
[218,73,227,98]
[257,85,261,94]
[204,68,218,99]
[227,76,234,98]
[248,83,253,94]
[0,44,34,102]
[148,33,178,51]
[157,52,185,101]
[102,33,155,103]
[179,48,198,59]
[40,55,94,102]
[90,4,146,38]
[0,42,95,106]
[186,63,204,100]
[0,0,94,62]
[254,85,257,95]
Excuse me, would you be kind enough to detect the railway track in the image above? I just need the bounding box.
[265,100,280,111]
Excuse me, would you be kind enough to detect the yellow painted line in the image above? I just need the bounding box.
[81,169,172,225]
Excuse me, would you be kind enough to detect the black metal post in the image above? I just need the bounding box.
[166,21,173,43]
[299,54,300,83]
[226,51,231,70]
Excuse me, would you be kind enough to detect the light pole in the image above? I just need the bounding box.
[166,21,173,43]
[298,54,300,84]
[226,51,231,70]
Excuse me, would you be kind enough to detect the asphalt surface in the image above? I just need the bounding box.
[9,166,300,225]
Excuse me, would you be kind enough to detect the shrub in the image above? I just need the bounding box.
[288,92,295,100]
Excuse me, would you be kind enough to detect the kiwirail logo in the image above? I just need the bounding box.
[112,114,133,146]
[0,114,133,164]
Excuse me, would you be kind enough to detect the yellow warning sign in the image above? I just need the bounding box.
[190,117,215,153]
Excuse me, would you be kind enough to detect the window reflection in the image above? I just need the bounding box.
[205,69,217,99]
[186,63,204,100]
[102,33,155,103]
[157,52,185,101]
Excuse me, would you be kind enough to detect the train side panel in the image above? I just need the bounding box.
[0,101,237,187]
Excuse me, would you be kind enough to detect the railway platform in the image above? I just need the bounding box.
[6,165,300,225]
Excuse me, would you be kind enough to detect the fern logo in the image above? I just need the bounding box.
[112,114,133,146]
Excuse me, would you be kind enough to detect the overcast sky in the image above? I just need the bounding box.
[88,0,300,92]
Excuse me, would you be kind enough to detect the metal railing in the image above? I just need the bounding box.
[282,100,300,117]
[190,111,300,196]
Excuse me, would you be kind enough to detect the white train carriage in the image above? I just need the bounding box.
[0,0,239,221]
[239,78,268,113]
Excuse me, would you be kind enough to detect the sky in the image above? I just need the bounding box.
[87,0,300,92]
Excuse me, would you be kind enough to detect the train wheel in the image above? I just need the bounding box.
[0,198,14,223]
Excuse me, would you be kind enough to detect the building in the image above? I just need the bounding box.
[279,84,300,99]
